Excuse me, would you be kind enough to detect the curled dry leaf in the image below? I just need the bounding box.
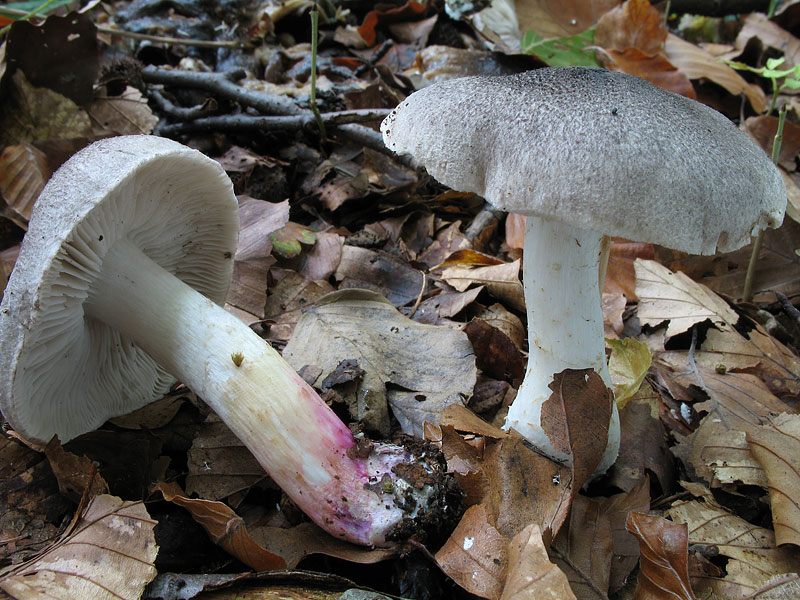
[264,269,335,341]
[501,523,576,600]
[87,86,158,137]
[0,495,158,600]
[283,289,476,437]
[44,437,109,503]
[540,369,614,487]
[635,259,738,338]
[435,503,508,600]
[154,481,286,571]
[336,245,427,307]
[664,33,767,113]
[625,512,696,600]
[464,318,525,388]
[550,495,613,599]
[747,413,800,547]
[667,499,800,598]
[440,258,525,313]
[735,13,800,69]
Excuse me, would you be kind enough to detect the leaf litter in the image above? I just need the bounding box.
[1,1,800,599]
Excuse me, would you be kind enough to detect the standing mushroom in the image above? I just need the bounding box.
[381,67,786,473]
[0,135,453,547]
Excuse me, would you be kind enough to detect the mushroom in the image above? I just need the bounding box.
[381,67,786,474]
[0,135,452,547]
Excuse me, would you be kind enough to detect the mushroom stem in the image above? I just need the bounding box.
[85,238,433,547]
[504,216,620,474]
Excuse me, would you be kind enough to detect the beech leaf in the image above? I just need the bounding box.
[501,524,576,600]
[0,495,158,600]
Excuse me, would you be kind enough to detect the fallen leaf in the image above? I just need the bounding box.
[747,413,800,547]
[626,512,696,600]
[600,476,651,593]
[501,524,576,600]
[87,86,158,137]
[635,259,739,338]
[264,269,335,341]
[664,33,767,113]
[154,481,286,571]
[464,318,525,388]
[600,47,696,97]
[185,415,267,501]
[746,115,800,170]
[410,287,483,325]
[735,13,800,69]
[44,437,109,502]
[667,499,800,598]
[0,495,158,600]
[550,495,613,599]
[0,70,93,146]
[604,239,655,300]
[435,504,508,600]
[269,222,316,259]
[440,258,524,313]
[540,369,614,487]
[516,0,621,39]
[357,1,427,47]
[608,337,653,407]
[282,289,476,437]
[0,143,51,228]
[336,245,427,307]
[594,0,666,56]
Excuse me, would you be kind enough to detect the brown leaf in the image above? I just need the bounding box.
[747,413,800,547]
[501,524,577,600]
[626,512,696,600]
[154,481,287,571]
[600,476,652,593]
[87,86,158,137]
[464,318,525,387]
[604,240,655,300]
[283,289,476,437]
[504,213,526,251]
[264,269,335,341]
[473,302,526,351]
[735,13,800,69]
[441,259,524,313]
[435,504,508,600]
[667,499,800,598]
[410,287,483,325]
[185,415,267,501]
[664,33,767,113]
[540,369,614,488]
[551,495,613,599]
[336,245,427,307]
[746,116,800,170]
[0,143,51,229]
[594,0,667,55]
[635,259,739,338]
[357,1,427,47]
[0,495,158,600]
[517,0,621,39]
[44,437,109,503]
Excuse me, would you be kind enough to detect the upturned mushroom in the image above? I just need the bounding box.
[0,135,453,547]
[381,67,786,474]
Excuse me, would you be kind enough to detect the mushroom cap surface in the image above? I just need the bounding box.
[381,66,786,255]
[0,135,238,443]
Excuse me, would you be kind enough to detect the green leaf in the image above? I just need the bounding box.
[607,337,652,408]
[268,222,316,258]
[521,28,600,68]
[0,0,71,15]
[781,78,800,90]
[766,56,787,70]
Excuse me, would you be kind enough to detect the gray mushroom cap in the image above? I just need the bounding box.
[381,67,787,255]
[0,135,238,443]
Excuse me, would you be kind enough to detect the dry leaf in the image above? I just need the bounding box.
[44,438,109,503]
[155,481,286,571]
[608,337,652,407]
[516,0,621,39]
[600,476,651,593]
[664,33,767,113]
[626,512,696,600]
[747,413,800,547]
[550,495,613,599]
[540,369,614,487]
[604,240,655,300]
[435,504,508,600]
[264,269,335,341]
[600,47,696,97]
[336,245,427,307]
[594,0,666,56]
[0,495,158,600]
[440,258,525,313]
[283,289,476,437]
[185,414,267,500]
[0,143,51,228]
[635,259,738,338]
[411,287,483,325]
[501,523,576,600]
[667,499,800,598]
[464,318,525,388]
[735,13,800,69]
[87,86,158,137]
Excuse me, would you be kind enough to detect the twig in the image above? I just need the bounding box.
[407,271,428,318]
[743,106,786,302]
[333,123,419,168]
[156,109,390,135]
[775,290,800,329]
[142,66,302,116]
[147,88,218,120]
